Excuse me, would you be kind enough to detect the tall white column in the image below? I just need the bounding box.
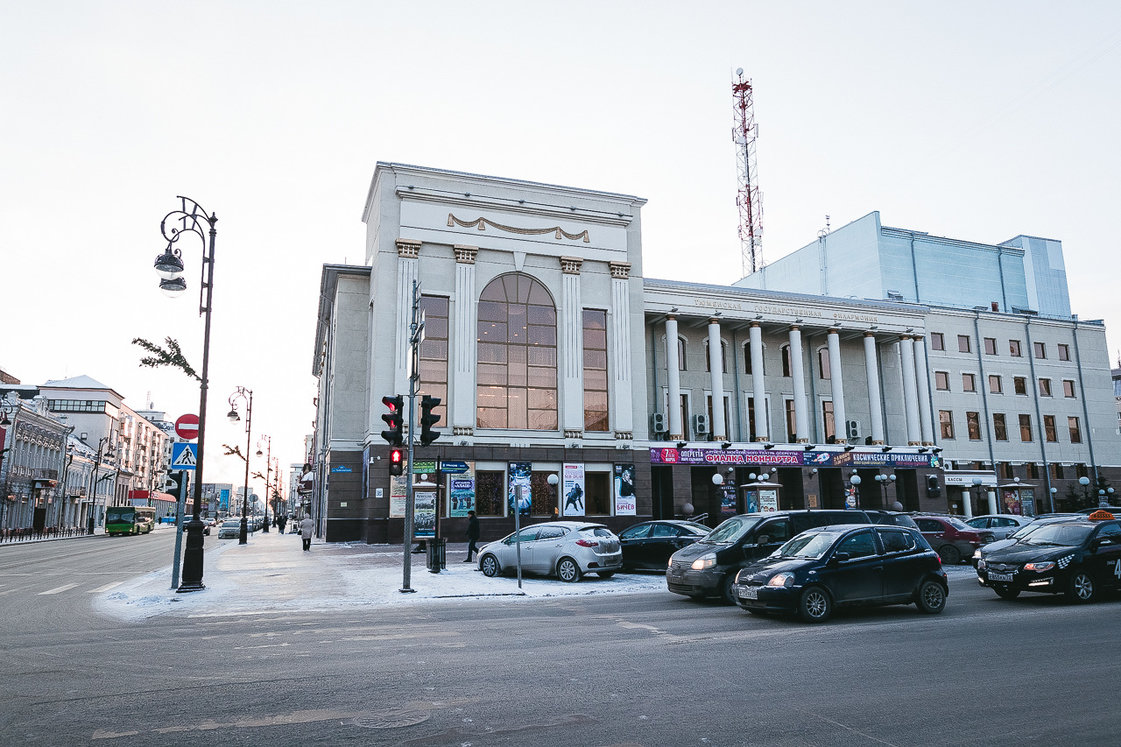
[610,262,634,439]
[749,322,767,441]
[392,239,420,401]
[560,257,584,438]
[451,245,478,437]
[665,315,683,440]
[707,318,726,440]
[863,332,885,444]
[789,326,809,442]
[826,328,847,443]
[899,335,922,445]
[914,338,935,445]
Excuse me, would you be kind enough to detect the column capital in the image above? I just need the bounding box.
[827,327,841,335]
[453,244,478,264]
[395,238,421,258]
[609,261,631,279]
[709,316,722,326]
[863,331,876,338]
[749,320,762,328]
[560,256,583,274]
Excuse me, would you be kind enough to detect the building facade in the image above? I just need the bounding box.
[311,164,1121,544]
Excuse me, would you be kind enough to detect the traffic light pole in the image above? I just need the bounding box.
[401,279,423,593]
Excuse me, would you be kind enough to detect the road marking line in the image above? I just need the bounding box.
[38,583,80,595]
[89,581,123,593]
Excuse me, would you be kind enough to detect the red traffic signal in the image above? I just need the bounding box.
[389,448,404,476]
[381,395,403,445]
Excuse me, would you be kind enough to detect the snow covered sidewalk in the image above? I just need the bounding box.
[94,531,670,621]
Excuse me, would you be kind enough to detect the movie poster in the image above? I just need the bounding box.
[561,463,585,517]
[508,462,532,516]
[614,464,636,516]
[449,462,476,517]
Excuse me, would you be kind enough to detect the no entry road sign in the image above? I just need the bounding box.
[175,414,199,440]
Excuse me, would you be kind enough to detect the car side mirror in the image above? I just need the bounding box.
[832,551,851,563]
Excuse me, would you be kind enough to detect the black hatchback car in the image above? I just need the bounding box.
[732,524,948,623]
[618,520,710,571]
[976,511,1121,602]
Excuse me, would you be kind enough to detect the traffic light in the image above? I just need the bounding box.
[166,472,185,498]
[381,395,403,445]
[926,474,941,498]
[419,395,441,447]
[388,448,404,476]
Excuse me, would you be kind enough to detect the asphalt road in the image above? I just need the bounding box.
[2,533,1120,746]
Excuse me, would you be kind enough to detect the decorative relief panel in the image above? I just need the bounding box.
[447,214,589,243]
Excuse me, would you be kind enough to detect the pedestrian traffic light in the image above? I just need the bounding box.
[389,448,404,476]
[381,395,403,445]
[926,474,941,498]
[419,395,441,447]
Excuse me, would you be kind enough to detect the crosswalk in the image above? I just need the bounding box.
[0,579,126,597]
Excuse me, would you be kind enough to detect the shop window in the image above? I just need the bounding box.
[474,471,506,517]
[530,472,556,516]
[585,472,612,516]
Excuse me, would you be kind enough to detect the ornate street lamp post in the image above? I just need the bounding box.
[154,196,217,592]
[256,434,271,533]
[227,387,253,544]
[85,436,114,534]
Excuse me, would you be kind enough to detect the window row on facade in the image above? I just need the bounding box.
[930,332,1072,362]
[933,372,1078,398]
[937,409,1083,443]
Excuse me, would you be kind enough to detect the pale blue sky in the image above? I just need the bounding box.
[3,1,1119,484]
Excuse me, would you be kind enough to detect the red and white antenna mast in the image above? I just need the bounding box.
[732,68,763,275]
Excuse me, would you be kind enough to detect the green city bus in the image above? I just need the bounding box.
[105,506,156,536]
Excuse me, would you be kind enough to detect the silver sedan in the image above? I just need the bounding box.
[477,521,622,582]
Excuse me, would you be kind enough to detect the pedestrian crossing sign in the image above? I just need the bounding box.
[171,442,198,471]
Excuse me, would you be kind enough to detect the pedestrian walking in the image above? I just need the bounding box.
[299,515,314,551]
[277,515,287,534]
[464,510,480,562]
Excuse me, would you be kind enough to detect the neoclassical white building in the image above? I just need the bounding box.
[311,164,1120,543]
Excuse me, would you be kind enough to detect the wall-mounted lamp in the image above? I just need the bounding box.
[917,447,928,453]
[844,445,855,452]
[881,446,893,453]
[721,441,733,450]
[676,441,688,450]
[763,442,775,450]
[804,444,816,451]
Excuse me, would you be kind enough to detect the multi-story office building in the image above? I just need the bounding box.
[311,164,1120,543]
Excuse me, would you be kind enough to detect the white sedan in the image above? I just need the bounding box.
[477,521,622,582]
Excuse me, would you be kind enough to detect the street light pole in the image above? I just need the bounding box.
[256,434,271,533]
[154,196,217,592]
[86,436,114,535]
[228,387,253,544]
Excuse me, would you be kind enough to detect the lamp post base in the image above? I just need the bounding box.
[178,519,206,592]
[239,517,248,545]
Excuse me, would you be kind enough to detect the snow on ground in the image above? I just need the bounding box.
[93,529,979,622]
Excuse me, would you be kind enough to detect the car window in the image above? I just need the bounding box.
[508,528,540,543]
[651,524,678,538]
[758,519,791,543]
[916,519,942,533]
[537,527,567,540]
[836,530,879,559]
[1023,524,1092,546]
[619,524,651,540]
[706,516,762,544]
[946,517,972,530]
[966,518,987,529]
[1093,523,1121,543]
[588,527,615,538]
[876,528,916,554]
[993,517,1017,528]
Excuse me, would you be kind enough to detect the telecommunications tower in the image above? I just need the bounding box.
[732,68,763,275]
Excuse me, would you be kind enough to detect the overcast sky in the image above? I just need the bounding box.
[3,1,1119,488]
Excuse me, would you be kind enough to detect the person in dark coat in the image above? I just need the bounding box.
[464,510,480,562]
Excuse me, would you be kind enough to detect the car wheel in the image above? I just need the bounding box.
[597,571,616,579]
[721,574,737,605]
[938,544,962,565]
[556,557,581,583]
[916,580,946,614]
[1065,570,1095,603]
[993,585,1020,600]
[798,586,832,623]
[480,554,500,578]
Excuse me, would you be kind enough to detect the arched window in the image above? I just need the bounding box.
[742,342,766,375]
[476,274,558,430]
[703,340,728,373]
[817,347,830,379]
[780,344,792,377]
[678,337,687,371]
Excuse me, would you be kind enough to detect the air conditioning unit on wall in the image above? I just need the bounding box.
[693,414,710,435]
[846,420,860,440]
[651,412,667,433]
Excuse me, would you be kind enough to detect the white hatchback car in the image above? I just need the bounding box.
[477,521,623,582]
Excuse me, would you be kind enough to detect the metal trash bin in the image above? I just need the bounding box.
[426,537,446,573]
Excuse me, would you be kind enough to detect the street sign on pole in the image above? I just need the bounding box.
[174,414,199,441]
[171,442,198,471]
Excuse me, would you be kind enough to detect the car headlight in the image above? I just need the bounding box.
[691,553,716,570]
[976,558,986,571]
[1024,561,1055,572]
[766,572,794,588]
[972,548,981,560]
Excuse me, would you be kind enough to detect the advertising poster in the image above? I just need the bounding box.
[449,462,476,517]
[614,464,637,516]
[720,485,737,515]
[562,463,585,517]
[414,488,437,539]
[389,472,408,518]
[759,488,779,512]
[1002,490,1022,515]
[1020,488,1035,517]
[508,462,532,516]
[219,488,230,514]
[413,459,437,477]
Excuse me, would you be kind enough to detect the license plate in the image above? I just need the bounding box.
[989,572,1013,583]
[740,586,758,600]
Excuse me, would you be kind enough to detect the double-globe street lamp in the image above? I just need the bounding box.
[85,436,115,534]
[227,387,253,544]
[255,434,272,533]
[153,196,217,592]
